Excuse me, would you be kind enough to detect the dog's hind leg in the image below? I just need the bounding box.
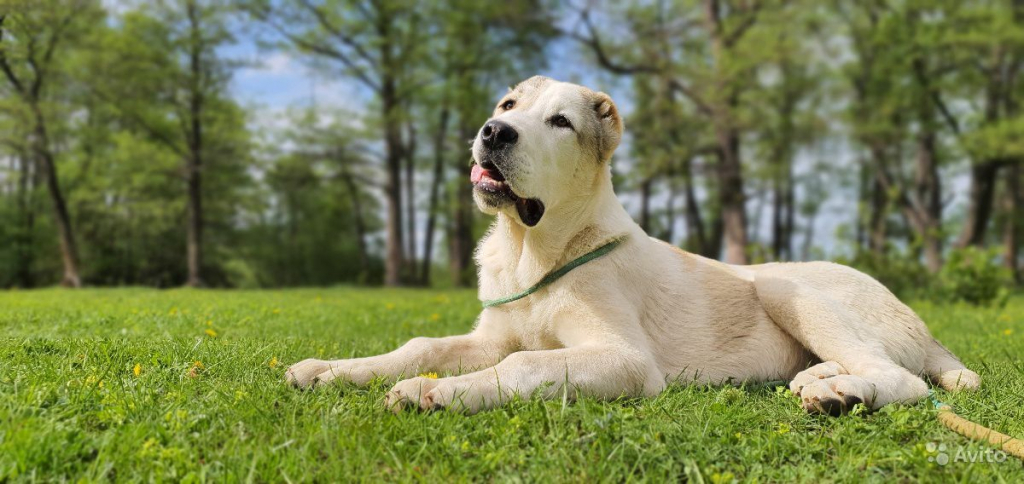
[924,338,981,392]
[753,272,931,413]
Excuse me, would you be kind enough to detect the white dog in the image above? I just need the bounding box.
[286,76,980,415]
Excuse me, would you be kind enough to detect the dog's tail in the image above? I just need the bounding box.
[923,338,981,392]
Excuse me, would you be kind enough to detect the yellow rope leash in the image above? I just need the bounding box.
[930,390,1024,461]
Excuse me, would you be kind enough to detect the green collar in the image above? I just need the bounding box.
[481,234,630,309]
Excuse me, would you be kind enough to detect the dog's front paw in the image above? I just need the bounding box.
[384,377,442,413]
[798,374,874,415]
[789,361,847,396]
[285,358,332,388]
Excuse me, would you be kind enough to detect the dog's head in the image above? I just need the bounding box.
[471,76,623,227]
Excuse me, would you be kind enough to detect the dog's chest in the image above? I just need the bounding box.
[484,298,566,351]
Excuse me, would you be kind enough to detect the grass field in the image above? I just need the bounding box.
[1,288,1022,482]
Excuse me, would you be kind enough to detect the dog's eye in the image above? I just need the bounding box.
[550,115,572,129]
[501,100,515,110]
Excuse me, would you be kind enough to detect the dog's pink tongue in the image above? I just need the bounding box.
[471,164,484,183]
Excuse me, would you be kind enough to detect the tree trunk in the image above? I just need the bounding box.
[782,166,795,260]
[185,1,204,287]
[15,152,36,287]
[770,119,795,261]
[185,155,203,287]
[664,175,678,243]
[707,209,724,260]
[404,117,417,282]
[681,158,708,254]
[449,126,474,287]
[421,105,449,285]
[867,147,889,255]
[802,206,817,261]
[383,112,405,286]
[855,163,868,251]
[717,128,748,264]
[771,174,785,261]
[914,130,943,273]
[340,168,369,279]
[31,104,81,287]
[639,176,653,232]
[1004,162,1021,281]
[956,160,1001,248]
[379,17,405,287]
[704,0,749,265]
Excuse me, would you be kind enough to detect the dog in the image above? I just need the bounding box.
[286,76,980,415]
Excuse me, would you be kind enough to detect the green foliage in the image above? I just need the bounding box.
[937,247,1013,307]
[1,288,1022,481]
[840,251,933,300]
[844,247,1014,307]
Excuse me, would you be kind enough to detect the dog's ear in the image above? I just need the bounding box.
[593,92,623,163]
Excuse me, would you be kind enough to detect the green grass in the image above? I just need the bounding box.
[1,288,1022,482]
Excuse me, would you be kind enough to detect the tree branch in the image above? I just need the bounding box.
[724,0,762,48]
[668,79,714,116]
[573,10,660,75]
[0,15,26,95]
[29,7,78,99]
[297,0,379,71]
[251,7,381,92]
[91,85,189,159]
[571,9,715,116]
[911,57,961,136]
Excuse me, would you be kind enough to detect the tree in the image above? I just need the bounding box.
[576,0,786,264]
[838,0,951,273]
[0,1,102,287]
[753,28,824,262]
[243,0,430,286]
[90,0,241,286]
[278,107,379,282]
[949,1,1024,249]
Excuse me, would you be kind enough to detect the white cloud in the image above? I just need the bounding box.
[262,52,293,74]
[101,0,137,15]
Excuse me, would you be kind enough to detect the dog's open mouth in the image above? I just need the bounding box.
[471,161,545,226]
[471,161,510,195]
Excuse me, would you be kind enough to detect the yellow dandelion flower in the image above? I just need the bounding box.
[272,308,281,314]
[169,307,178,316]
[205,320,213,327]
[430,313,441,321]
[1004,329,1013,336]
[386,303,396,310]
[269,357,279,368]
[204,328,218,338]
[419,372,439,379]
[188,361,204,378]
[133,363,141,377]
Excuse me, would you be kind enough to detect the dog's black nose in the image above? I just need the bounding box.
[481,121,518,149]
